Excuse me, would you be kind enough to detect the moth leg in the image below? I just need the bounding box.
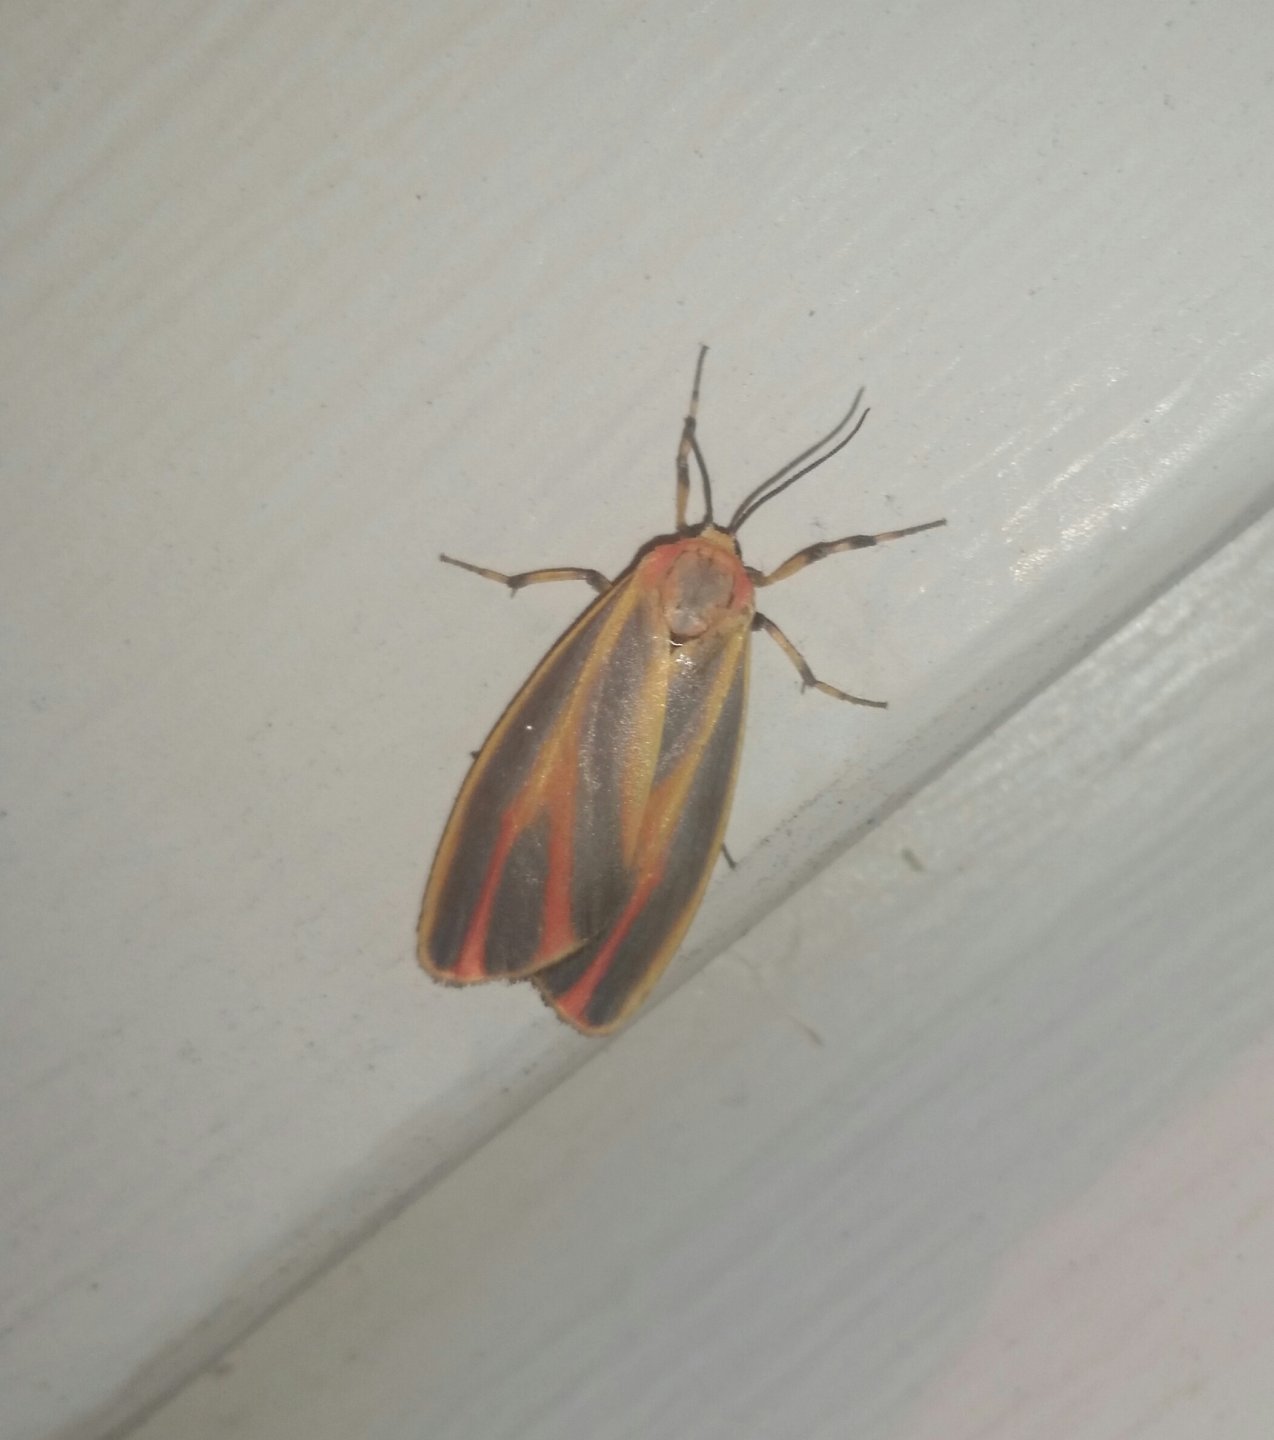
[720,841,738,871]
[440,554,609,595]
[754,612,887,709]
[676,344,711,530]
[751,517,947,588]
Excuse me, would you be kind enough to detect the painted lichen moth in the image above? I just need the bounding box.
[419,348,945,1034]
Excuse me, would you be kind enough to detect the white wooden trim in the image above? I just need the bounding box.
[2,2,1273,1435]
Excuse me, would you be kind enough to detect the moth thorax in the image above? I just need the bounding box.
[662,547,739,641]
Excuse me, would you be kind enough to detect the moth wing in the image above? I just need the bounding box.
[534,613,750,1034]
[420,576,673,983]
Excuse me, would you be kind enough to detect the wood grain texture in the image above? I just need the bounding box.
[131,506,1274,1440]
[2,1,1273,1436]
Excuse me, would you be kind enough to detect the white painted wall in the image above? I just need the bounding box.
[2,3,1272,1437]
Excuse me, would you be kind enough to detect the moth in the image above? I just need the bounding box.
[419,349,944,1033]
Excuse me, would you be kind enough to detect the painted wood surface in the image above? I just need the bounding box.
[2,3,1273,1436]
